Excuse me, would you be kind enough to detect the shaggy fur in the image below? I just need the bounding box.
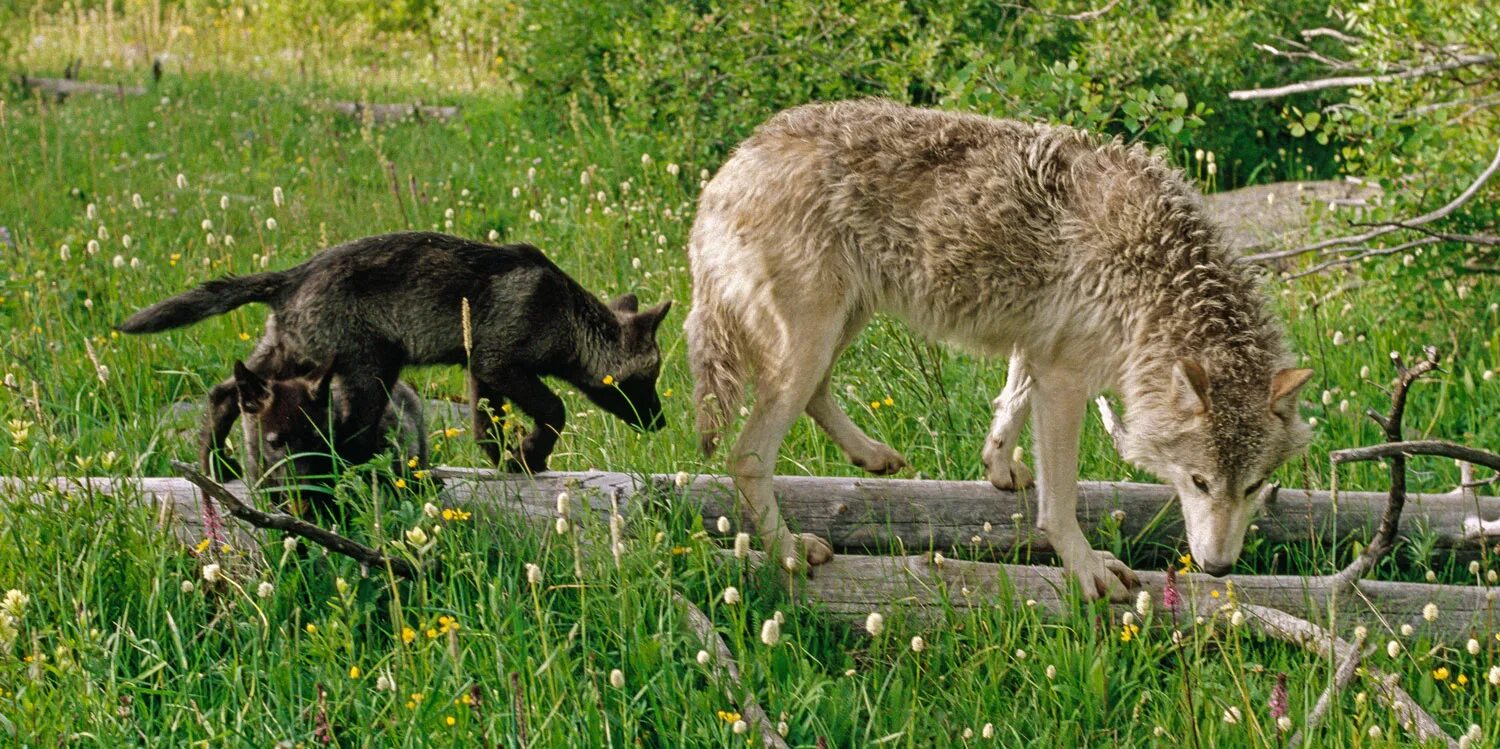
[120,232,671,475]
[687,100,1312,597]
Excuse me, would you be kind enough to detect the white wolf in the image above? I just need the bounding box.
[686,99,1313,599]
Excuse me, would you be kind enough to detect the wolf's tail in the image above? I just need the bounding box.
[685,295,747,458]
[116,271,294,334]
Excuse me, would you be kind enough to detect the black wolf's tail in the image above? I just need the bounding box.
[116,271,293,334]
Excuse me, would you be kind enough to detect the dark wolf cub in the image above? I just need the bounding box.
[120,231,671,473]
[230,357,429,491]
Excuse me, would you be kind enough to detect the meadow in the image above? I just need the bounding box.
[1,3,1498,746]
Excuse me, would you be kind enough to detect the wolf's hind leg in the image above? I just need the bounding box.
[982,349,1035,490]
[1031,370,1137,601]
[804,311,906,474]
[731,317,851,570]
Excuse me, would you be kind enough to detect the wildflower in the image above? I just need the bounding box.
[1120,623,1140,643]
[132,193,144,209]
[609,669,625,688]
[722,586,741,605]
[717,710,742,723]
[1222,706,1241,724]
[1368,726,1382,739]
[674,470,690,488]
[696,650,711,666]
[202,563,221,583]
[257,581,274,598]
[1387,640,1400,658]
[1490,665,1500,685]
[349,666,361,679]
[963,728,974,739]
[864,612,884,637]
[641,153,652,165]
[733,533,750,559]
[273,186,284,206]
[60,244,71,261]
[983,723,995,738]
[283,536,298,552]
[1163,567,1182,611]
[113,255,126,268]
[1332,331,1346,346]
[1423,602,1438,621]
[1277,716,1292,732]
[176,173,188,189]
[602,375,615,386]
[442,507,471,521]
[1401,623,1414,636]
[760,618,781,646]
[777,720,789,737]
[910,636,926,653]
[405,526,429,546]
[1433,666,1450,681]
[266,217,277,230]
[933,552,945,567]
[1230,610,1245,627]
[1014,649,1027,661]
[1468,638,1480,655]
[1,590,27,618]
[401,627,416,644]
[717,516,730,534]
[554,517,570,534]
[305,623,317,634]
[1178,553,1193,573]
[733,720,748,735]
[1045,664,1057,680]
[1270,673,1288,722]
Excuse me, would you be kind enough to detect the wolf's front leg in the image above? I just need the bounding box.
[1031,374,1137,601]
[982,350,1035,490]
[472,369,563,473]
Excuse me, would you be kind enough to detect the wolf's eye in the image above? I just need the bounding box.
[1244,479,1264,497]
[1191,475,1210,493]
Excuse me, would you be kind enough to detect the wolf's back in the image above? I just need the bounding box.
[116,271,294,334]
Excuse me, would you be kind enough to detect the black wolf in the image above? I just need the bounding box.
[121,231,671,473]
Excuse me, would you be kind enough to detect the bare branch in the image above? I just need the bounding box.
[1284,236,1443,279]
[171,460,420,579]
[1331,441,1500,473]
[1299,27,1363,46]
[1289,630,1367,746]
[1329,349,1441,589]
[1240,604,1458,749]
[1242,139,1500,265]
[1228,53,1496,100]
[673,592,790,748]
[996,0,1120,22]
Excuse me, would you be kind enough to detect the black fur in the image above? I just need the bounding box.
[122,232,671,473]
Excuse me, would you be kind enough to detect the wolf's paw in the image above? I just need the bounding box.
[983,443,1034,490]
[773,532,835,573]
[851,443,907,476]
[1063,548,1138,602]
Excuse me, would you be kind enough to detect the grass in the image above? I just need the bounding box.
[1,5,1498,746]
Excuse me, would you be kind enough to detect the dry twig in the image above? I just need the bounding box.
[171,460,419,578]
[1227,53,1495,101]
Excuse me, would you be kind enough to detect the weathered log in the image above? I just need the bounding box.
[327,101,460,124]
[6,471,1494,646]
[17,75,147,99]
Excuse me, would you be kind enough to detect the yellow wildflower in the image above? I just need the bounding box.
[401,627,416,644]
[1433,667,1450,681]
[602,375,615,386]
[883,396,894,407]
[1120,623,1140,643]
[394,478,407,489]
[349,666,361,679]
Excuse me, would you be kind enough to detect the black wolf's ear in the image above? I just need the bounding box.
[608,293,640,314]
[1269,368,1314,410]
[303,357,337,401]
[1172,358,1211,415]
[234,360,271,414]
[637,300,673,334]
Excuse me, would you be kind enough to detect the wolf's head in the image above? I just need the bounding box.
[581,294,672,431]
[1114,359,1313,576]
[233,358,342,490]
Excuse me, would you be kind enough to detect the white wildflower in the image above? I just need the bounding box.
[733,533,750,559]
[864,612,884,637]
[716,516,730,534]
[525,563,542,587]
[1423,602,1438,622]
[696,650,710,666]
[760,618,781,647]
[609,669,624,688]
[722,586,741,605]
[202,563,221,582]
[910,636,925,653]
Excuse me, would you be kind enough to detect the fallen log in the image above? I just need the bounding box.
[17,75,147,100]
[327,101,460,124]
[5,470,1494,646]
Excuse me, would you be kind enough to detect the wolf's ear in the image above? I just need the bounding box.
[1268,368,1314,410]
[233,360,271,414]
[1172,358,1211,414]
[608,293,640,314]
[637,300,673,334]
[304,357,337,400]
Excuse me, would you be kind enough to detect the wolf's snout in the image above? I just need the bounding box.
[1201,560,1233,577]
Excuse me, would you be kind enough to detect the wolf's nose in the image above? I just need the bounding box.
[1202,561,1233,577]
